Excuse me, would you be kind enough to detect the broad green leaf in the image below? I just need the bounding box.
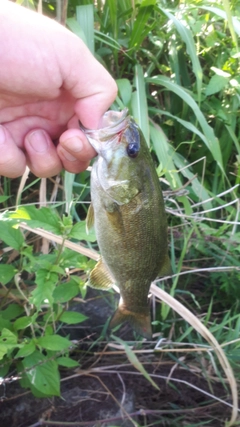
[69,220,96,242]
[0,264,15,285]
[0,316,11,331]
[23,350,60,396]
[31,259,65,276]
[113,335,159,390]
[0,345,7,360]
[57,356,79,368]
[73,274,88,300]
[61,213,73,231]
[1,303,24,320]
[205,74,229,96]
[37,334,72,351]
[52,278,80,303]
[30,269,58,309]
[35,268,58,288]
[59,311,88,325]
[0,359,10,377]
[60,248,88,270]
[0,328,17,347]
[15,340,36,358]
[211,67,231,78]
[10,206,62,234]
[13,316,32,331]
[0,329,18,359]
[0,221,24,250]
[0,195,10,203]
[147,76,223,169]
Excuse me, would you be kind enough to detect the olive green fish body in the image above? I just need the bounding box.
[84,109,170,338]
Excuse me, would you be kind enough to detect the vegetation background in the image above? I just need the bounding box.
[0,0,240,426]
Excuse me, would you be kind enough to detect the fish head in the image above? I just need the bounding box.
[83,109,145,204]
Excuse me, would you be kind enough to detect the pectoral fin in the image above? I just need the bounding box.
[87,258,114,290]
[102,200,124,234]
[86,204,94,233]
[158,254,172,277]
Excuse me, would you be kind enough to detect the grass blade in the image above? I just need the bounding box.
[200,5,240,38]
[63,172,75,215]
[147,76,223,169]
[76,4,94,53]
[106,0,118,41]
[116,78,132,107]
[225,125,240,156]
[66,17,87,44]
[131,64,149,145]
[150,122,182,189]
[151,282,239,427]
[159,7,203,103]
[150,107,213,152]
[112,335,159,390]
[173,153,211,209]
[129,2,154,50]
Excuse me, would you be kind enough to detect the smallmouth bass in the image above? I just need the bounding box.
[83,109,171,339]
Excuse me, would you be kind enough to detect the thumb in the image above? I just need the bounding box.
[74,87,117,129]
[59,37,117,129]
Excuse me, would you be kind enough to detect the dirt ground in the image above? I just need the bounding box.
[0,290,235,427]
[0,360,233,427]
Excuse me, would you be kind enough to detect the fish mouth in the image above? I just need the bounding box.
[80,108,130,153]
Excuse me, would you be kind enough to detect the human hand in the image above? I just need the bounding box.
[0,2,117,178]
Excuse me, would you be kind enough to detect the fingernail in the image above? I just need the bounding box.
[0,126,6,145]
[62,137,83,153]
[27,130,49,153]
[60,149,78,162]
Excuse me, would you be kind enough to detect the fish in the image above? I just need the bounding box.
[83,108,171,339]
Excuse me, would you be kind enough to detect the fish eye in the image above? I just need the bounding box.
[126,142,139,158]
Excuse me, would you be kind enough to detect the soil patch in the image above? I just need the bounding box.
[0,290,234,427]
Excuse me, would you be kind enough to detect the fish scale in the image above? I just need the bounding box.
[83,109,171,339]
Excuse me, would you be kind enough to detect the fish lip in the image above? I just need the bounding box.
[80,108,130,153]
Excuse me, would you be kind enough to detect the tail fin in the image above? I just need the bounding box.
[109,305,152,339]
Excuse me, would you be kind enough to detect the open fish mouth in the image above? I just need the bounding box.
[80,108,131,152]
